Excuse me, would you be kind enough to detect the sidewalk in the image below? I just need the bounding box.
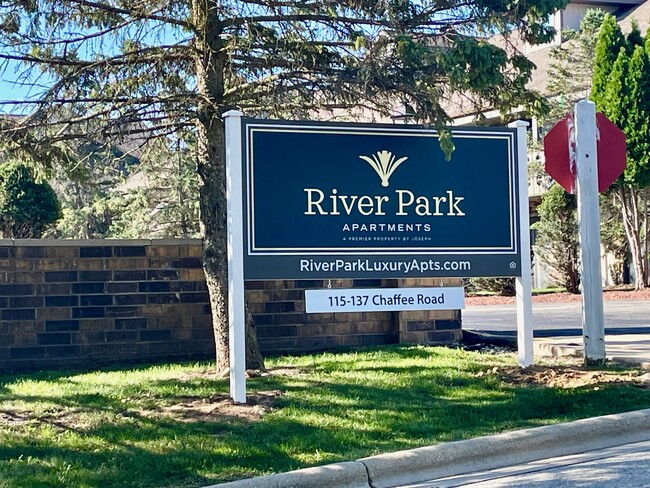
[464,327,650,370]
[535,333,650,370]
[462,297,650,368]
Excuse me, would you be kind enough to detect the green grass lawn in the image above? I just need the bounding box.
[1,345,649,488]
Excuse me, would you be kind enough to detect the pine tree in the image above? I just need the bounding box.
[532,184,580,293]
[624,45,650,188]
[592,20,650,288]
[544,8,605,126]
[591,14,626,111]
[603,48,630,126]
[627,21,644,49]
[0,0,569,372]
[619,44,650,286]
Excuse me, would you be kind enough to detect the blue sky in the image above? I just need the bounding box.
[0,59,49,115]
[1,19,190,116]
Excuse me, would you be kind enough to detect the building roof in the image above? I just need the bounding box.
[447,0,650,120]
[618,0,650,32]
[529,0,650,93]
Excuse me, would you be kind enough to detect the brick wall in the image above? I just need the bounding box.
[248,277,462,354]
[0,239,212,370]
[0,239,462,371]
[248,279,398,352]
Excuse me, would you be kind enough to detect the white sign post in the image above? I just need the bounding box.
[574,101,606,364]
[225,110,247,403]
[509,120,534,367]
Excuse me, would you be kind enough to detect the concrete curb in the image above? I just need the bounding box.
[204,461,369,488]
[360,408,650,488]
[208,409,650,488]
[609,357,650,371]
[534,340,583,358]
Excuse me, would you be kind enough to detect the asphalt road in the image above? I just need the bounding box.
[405,440,650,488]
[461,300,650,337]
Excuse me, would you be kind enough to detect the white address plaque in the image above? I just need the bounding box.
[305,287,465,313]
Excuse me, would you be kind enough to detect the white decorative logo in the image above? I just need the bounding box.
[359,150,408,187]
[509,262,517,269]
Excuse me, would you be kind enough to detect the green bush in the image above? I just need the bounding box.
[467,277,516,296]
[532,183,580,293]
[0,162,61,238]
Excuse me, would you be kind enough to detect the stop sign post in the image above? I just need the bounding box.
[574,101,606,365]
[543,101,627,365]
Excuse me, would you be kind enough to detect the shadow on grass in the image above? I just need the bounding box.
[0,414,307,488]
[1,347,650,488]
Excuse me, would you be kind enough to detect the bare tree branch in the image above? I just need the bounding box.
[63,0,193,29]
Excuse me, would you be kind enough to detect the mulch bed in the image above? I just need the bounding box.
[466,287,650,306]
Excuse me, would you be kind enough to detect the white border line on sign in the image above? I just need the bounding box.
[245,124,517,256]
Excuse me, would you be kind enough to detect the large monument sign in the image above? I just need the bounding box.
[225,113,533,402]
[242,120,521,279]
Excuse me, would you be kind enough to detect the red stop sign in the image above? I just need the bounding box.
[543,113,575,193]
[595,112,626,192]
[543,112,626,193]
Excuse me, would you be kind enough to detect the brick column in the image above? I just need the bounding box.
[397,278,463,344]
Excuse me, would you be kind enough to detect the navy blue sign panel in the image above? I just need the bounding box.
[242,119,521,279]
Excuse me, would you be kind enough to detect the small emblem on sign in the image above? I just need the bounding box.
[509,262,517,269]
[359,150,408,187]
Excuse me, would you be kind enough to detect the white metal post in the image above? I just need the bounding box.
[224,110,247,403]
[509,120,534,367]
[574,101,606,364]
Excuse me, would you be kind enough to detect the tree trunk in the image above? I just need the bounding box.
[559,239,580,293]
[192,0,265,374]
[617,186,647,290]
